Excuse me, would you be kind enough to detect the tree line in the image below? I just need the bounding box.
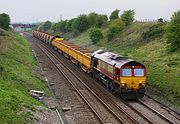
[41,9,135,42]
[40,9,180,52]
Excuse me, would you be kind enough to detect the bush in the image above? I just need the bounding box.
[43,21,52,31]
[72,15,89,32]
[88,13,108,28]
[89,28,103,44]
[142,23,165,40]
[107,19,125,40]
[158,18,164,22]
[0,13,10,30]
[110,9,120,21]
[88,12,99,27]
[121,10,135,26]
[96,15,108,27]
[66,19,74,32]
[166,10,180,51]
[57,20,68,33]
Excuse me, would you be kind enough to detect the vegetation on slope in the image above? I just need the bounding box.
[69,22,180,107]
[0,28,49,123]
[39,9,179,107]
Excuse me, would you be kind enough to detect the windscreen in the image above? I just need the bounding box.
[122,69,132,76]
[134,69,144,76]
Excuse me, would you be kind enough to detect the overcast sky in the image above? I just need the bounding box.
[0,0,179,23]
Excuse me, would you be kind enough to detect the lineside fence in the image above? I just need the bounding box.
[135,19,170,23]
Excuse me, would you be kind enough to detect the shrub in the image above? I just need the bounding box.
[72,15,89,32]
[43,21,52,31]
[89,28,103,44]
[0,13,10,30]
[66,19,74,32]
[107,19,125,40]
[88,12,99,27]
[166,10,180,52]
[88,13,108,28]
[121,10,135,26]
[142,23,165,40]
[158,18,164,22]
[96,14,108,27]
[57,20,68,33]
[110,9,120,20]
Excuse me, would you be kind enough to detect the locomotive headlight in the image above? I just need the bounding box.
[139,81,145,83]
[122,83,126,87]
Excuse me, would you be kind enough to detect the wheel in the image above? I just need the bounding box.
[116,87,121,96]
[109,82,115,92]
[106,81,110,89]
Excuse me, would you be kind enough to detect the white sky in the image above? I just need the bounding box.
[0,0,179,23]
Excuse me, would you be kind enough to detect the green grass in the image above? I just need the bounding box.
[68,22,180,107]
[0,29,50,123]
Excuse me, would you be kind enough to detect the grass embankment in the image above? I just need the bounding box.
[0,29,49,123]
[68,22,180,107]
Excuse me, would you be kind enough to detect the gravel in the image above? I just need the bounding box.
[26,34,100,124]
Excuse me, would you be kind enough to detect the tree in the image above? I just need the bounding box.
[57,20,68,33]
[43,20,52,31]
[107,19,125,40]
[0,13,10,30]
[158,18,163,22]
[121,10,135,26]
[96,14,108,27]
[51,23,58,33]
[109,9,120,20]
[72,15,89,32]
[66,19,74,32]
[142,23,165,40]
[88,12,99,27]
[88,13,108,28]
[166,10,180,51]
[89,27,103,44]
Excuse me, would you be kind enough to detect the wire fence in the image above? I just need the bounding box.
[135,19,170,23]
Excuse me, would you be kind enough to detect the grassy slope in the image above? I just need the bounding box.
[0,29,49,123]
[69,22,180,107]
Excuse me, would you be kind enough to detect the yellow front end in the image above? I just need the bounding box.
[120,76,146,91]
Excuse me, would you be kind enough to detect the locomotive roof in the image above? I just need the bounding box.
[92,50,136,68]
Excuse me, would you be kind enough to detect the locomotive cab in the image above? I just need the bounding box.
[119,61,146,99]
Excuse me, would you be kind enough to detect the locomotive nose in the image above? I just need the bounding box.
[131,81,134,85]
[131,81,138,90]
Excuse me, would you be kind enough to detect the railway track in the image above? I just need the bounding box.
[138,99,177,124]
[144,94,180,121]
[36,40,142,124]
[26,33,179,124]
[127,99,179,124]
